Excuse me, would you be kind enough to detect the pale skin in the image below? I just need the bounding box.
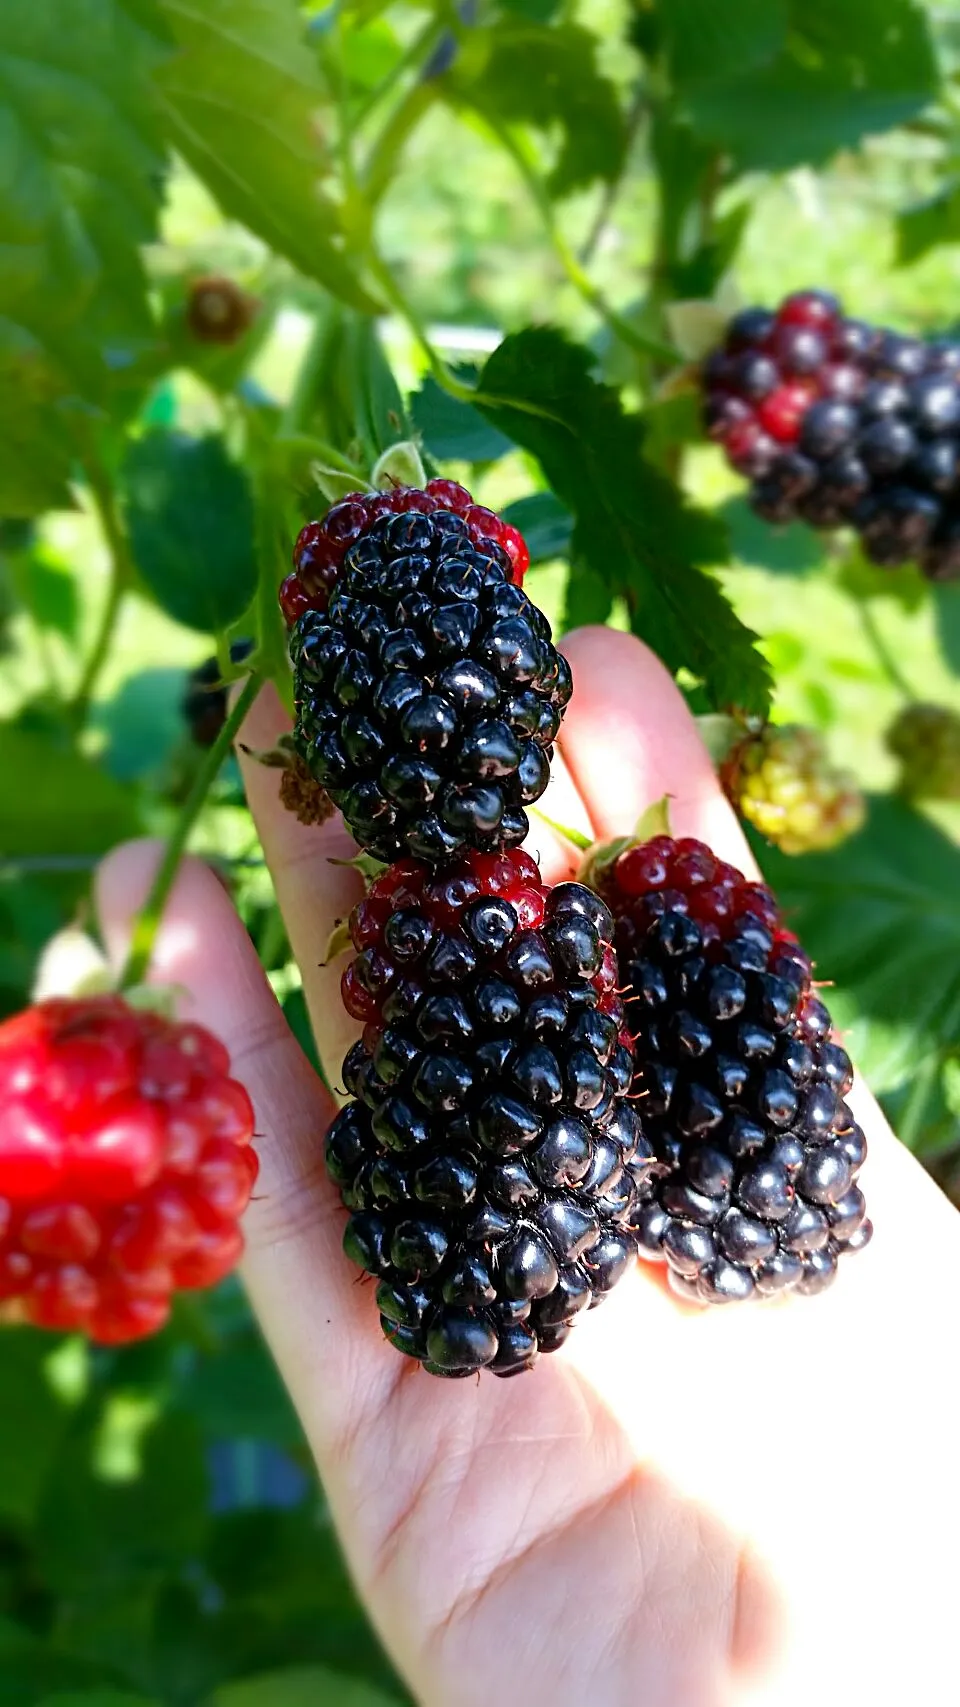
[95,628,960,1707]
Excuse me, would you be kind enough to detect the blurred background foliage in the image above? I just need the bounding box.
[3,0,960,1699]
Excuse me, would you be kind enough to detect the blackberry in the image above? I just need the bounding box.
[182,641,253,747]
[886,702,960,800]
[721,723,864,855]
[326,851,649,1376]
[584,833,872,1306]
[279,479,529,625]
[290,508,570,863]
[699,290,960,580]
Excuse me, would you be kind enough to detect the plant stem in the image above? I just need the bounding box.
[118,676,261,990]
[579,84,648,266]
[67,456,134,731]
[354,17,446,129]
[488,119,679,366]
[365,252,476,399]
[859,599,915,700]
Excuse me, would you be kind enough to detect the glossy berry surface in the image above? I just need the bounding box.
[327,852,648,1377]
[721,723,865,855]
[701,292,960,581]
[0,996,257,1343]
[280,480,529,624]
[291,509,570,864]
[589,836,871,1306]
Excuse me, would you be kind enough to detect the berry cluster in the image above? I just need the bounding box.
[290,506,569,863]
[702,289,960,580]
[280,479,529,627]
[0,997,257,1344]
[326,853,650,1376]
[590,835,871,1305]
[721,723,864,855]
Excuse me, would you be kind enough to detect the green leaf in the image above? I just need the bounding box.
[410,375,513,464]
[721,495,824,576]
[762,795,960,1103]
[91,668,189,781]
[562,561,613,631]
[685,0,939,170]
[207,1666,402,1707]
[476,329,771,714]
[122,430,258,633]
[153,0,377,312]
[657,0,786,88]
[0,728,140,856]
[346,320,410,463]
[38,1693,160,1707]
[0,0,167,513]
[451,23,626,196]
[501,492,572,564]
[0,1332,76,1524]
[897,180,960,267]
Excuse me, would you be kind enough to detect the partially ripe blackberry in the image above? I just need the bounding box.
[279,480,529,624]
[326,850,649,1377]
[0,996,257,1344]
[585,834,871,1306]
[721,724,865,855]
[886,702,960,800]
[291,509,570,863]
[700,291,960,581]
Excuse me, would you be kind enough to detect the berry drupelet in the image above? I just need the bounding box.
[279,479,529,627]
[701,289,960,580]
[290,505,571,864]
[0,996,257,1343]
[586,834,871,1306]
[325,851,651,1377]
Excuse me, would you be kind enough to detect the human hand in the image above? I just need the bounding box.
[95,628,960,1707]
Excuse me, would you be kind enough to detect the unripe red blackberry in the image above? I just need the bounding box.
[326,850,649,1377]
[0,996,257,1344]
[701,291,960,581]
[279,480,529,625]
[583,834,871,1305]
[886,702,960,799]
[291,506,569,864]
[721,724,865,855]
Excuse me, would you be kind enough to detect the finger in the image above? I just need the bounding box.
[94,840,398,1450]
[236,683,365,1087]
[557,626,759,874]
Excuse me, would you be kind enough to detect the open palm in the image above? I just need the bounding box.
[97,629,960,1707]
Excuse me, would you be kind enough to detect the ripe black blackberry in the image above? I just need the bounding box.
[586,833,871,1305]
[325,851,650,1377]
[290,507,571,864]
[701,289,960,580]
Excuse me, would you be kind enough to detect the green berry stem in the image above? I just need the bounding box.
[859,600,915,701]
[67,447,135,733]
[485,116,681,368]
[118,674,261,991]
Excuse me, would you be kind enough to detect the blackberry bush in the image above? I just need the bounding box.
[326,851,651,1377]
[586,833,871,1305]
[290,501,570,864]
[702,289,960,579]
